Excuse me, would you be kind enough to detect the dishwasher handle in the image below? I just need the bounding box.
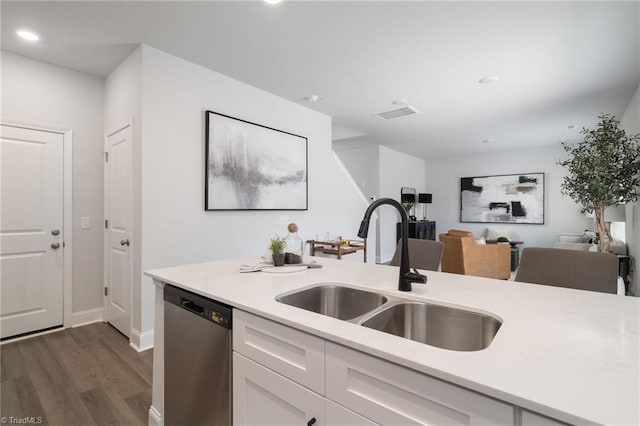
[181,298,204,315]
[164,284,233,329]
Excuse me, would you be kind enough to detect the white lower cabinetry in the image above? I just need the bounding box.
[521,410,569,426]
[233,352,325,426]
[234,309,325,394]
[326,342,513,425]
[326,400,378,426]
[232,310,562,426]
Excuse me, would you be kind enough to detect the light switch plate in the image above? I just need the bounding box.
[81,217,91,230]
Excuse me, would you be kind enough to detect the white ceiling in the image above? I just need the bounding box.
[2,1,639,158]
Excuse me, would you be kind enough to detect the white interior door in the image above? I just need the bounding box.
[0,124,64,339]
[104,124,132,337]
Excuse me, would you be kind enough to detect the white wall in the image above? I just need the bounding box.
[104,47,144,332]
[138,46,375,336]
[620,84,640,296]
[334,145,380,201]
[426,145,592,249]
[378,146,427,262]
[1,51,105,313]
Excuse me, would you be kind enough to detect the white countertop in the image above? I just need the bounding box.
[146,257,639,425]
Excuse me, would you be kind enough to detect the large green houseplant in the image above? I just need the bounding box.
[558,114,640,252]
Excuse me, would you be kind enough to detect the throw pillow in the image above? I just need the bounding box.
[582,231,597,244]
[486,228,510,241]
[475,237,487,245]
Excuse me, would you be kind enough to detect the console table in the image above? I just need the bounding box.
[396,220,436,242]
[308,239,367,262]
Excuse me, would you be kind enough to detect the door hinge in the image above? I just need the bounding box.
[104,287,108,296]
[105,219,108,229]
[104,152,109,162]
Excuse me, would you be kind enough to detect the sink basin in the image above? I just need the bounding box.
[276,284,388,321]
[361,302,501,351]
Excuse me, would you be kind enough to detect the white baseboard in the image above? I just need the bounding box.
[148,405,163,426]
[71,308,104,327]
[130,327,154,352]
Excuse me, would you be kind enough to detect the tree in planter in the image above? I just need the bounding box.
[558,114,640,252]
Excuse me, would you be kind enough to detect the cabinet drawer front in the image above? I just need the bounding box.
[521,410,569,426]
[233,353,325,426]
[234,310,325,394]
[326,400,378,426]
[326,342,513,425]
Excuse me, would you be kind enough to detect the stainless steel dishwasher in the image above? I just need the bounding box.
[164,284,232,426]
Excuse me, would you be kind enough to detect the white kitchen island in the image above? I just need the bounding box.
[146,257,639,426]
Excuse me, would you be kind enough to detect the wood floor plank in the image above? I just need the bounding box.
[1,342,27,382]
[18,337,68,389]
[125,387,153,424]
[0,375,49,425]
[2,323,153,425]
[67,322,113,346]
[100,331,153,386]
[85,339,149,399]
[43,330,102,393]
[35,382,97,426]
[140,349,153,368]
[81,386,144,426]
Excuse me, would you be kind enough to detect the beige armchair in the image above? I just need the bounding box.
[439,230,511,279]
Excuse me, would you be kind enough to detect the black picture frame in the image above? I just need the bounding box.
[459,172,545,224]
[205,110,308,211]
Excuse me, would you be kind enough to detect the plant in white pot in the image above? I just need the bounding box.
[558,114,640,252]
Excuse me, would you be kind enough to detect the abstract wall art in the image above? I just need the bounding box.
[205,111,308,210]
[460,173,544,224]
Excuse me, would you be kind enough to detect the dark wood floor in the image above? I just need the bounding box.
[0,322,153,425]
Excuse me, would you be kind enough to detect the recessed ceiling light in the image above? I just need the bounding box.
[392,99,408,106]
[264,0,282,4]
[567,124,576,130]
[482,139,493,144]
[16,29,39,42]
[304,95,321,103]
[478,76,499,84]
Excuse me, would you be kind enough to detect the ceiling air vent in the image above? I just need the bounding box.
[374,105,420,120]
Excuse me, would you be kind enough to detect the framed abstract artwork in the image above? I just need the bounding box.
[205,110,308,210]
[460,173,544,224]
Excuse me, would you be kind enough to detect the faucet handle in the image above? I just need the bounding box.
[405,268,427,284]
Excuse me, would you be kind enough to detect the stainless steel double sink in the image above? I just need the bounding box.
[276,284,501,351]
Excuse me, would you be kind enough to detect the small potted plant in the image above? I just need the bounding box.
[496,236,510,245]
[270,235,286,266]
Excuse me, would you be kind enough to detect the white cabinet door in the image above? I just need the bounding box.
[234,309,325,394]
[234,352,325,426]
[326,342,513,425]
[326,400,378,426]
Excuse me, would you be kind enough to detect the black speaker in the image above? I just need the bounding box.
[418,193,432,204]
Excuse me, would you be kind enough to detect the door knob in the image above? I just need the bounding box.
[120,239,130,247]
[51,242,60,249]
[51,229,60,236]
